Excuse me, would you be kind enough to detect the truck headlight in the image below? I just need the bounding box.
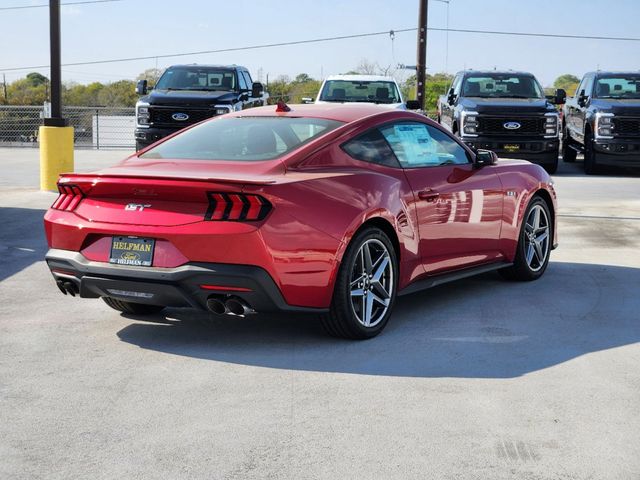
[544,113,559,137]
[136,104,150,126]
[462,112,479,136]
[595,113,614,139]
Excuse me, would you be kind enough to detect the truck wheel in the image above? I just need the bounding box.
[544,155,558,174]
[102,297,165,315]
[561,131,577,163]
[583,132,601,175]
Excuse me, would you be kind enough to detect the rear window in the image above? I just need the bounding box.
[140,117,344,161]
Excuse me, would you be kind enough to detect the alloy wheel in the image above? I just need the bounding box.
[523,204,550,272]
[349,239,394,328]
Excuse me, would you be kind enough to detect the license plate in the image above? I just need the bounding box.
[504,144,521,153]
[109,237,155,266]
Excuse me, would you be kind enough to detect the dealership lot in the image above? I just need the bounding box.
[1,148,639,479]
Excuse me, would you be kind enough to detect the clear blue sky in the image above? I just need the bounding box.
[1,0,638,87]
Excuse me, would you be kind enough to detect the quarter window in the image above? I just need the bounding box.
[342,129,399,167]
[380,122,470,168]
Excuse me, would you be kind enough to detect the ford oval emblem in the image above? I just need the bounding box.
[503,121,521,130]
[171,112,189,121]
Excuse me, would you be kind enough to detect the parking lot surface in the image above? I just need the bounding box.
[1,147,639,479]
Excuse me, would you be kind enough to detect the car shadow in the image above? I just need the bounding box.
[117,261,640,379]
[554,156,640,178]
[0,207,48,282]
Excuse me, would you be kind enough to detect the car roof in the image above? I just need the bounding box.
[227,103,408,123]
[167,64,246,70]
[460,70,535,77]
[586,71,640,77]
[324,74,398,83]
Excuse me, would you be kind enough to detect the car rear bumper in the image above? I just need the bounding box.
[594,139,640,167]
[46,249,328,314]
[462,136,559,165]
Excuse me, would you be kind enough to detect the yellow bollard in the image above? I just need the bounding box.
[39,126,74,191]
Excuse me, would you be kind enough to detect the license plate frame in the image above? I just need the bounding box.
[109,236,155,267]
[503,144,521,153]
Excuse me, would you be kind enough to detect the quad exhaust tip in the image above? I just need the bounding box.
[206,295,256,316]
[56,279,79,297]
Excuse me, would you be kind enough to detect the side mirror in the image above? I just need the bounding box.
[577,89,588,107]
[239,93,250,102]
[301,97,314,104]
[251,82,264,98]
[447,88,456,106]
[405,99,421,110]
[554,88,567,105]
[136,79,148,96]
[474,149,498,168]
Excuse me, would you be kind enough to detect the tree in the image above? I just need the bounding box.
[293,73,312,84]
[136,68,163,85]
[26,72,48,87]
[553,74,580,95]
[97,80,137,107]
[401,73,452,112]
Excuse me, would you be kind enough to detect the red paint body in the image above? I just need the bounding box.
[44,104,558,309]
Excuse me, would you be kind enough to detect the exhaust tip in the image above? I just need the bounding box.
[225,298,255,316]
[63,281,78,297]
[206,297,227,315]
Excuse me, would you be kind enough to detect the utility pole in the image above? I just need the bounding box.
[416,0,428,108]
[2,73,7,103]
[44,0,65,127]
[40,0,74,191]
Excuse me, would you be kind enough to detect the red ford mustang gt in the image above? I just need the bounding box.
[45,104,557,339]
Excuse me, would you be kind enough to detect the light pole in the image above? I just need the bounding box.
[416,0,428,109]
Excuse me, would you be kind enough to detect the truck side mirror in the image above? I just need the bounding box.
[577,89,588,107]
[251,82,264,98]
[136,79,148,96]
[447,88,456,106]
[474,149,498,168]
[301,97,314,104]
[405,99,421,110]
[554,88,567,105]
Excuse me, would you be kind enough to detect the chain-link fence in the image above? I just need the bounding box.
[0,105,135,148]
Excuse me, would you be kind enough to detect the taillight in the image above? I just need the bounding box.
[51,184,84,212]
[205,192,272,221]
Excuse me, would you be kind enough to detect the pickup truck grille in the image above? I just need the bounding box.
[613,117,640,137]
[150,107,215,127]
[477,116,545,135]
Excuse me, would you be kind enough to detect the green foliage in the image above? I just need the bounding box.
[136,68,163,85]
[402,73,453,113]
[553,74,581,96]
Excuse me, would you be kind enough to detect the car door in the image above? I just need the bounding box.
[573,74,594,143]
[380,121,504,274]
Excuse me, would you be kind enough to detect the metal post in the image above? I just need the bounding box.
[44,0,66,127]
[96,108,100,149]
[2,73,7,102]
[416,0,428,109]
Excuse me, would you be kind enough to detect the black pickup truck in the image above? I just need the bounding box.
[562,71,640,174]
[134,64,267,151]
[438,70,566,173]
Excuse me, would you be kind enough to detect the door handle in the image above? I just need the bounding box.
[418,189,440,201]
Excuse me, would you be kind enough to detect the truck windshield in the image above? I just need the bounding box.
[461,75,544,99]
[155,67,237,91]
[319,80,401,104]
[593,75,640,99]
[140,117,344,161]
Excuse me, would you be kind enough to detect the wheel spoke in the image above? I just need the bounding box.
[363,242,373,275]
[370,291,390,307]
[534,240,545,264]
[525,242,535,265]
[372,255,390,282]
[363,293,374,326]
[371,280,390,300]
[350,275,365,288]
[536,230,549,244]
[532,207,541,230]
[350,288,365,297]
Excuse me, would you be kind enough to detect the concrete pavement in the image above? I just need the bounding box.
[1,149,639,479]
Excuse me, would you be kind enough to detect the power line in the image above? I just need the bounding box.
[0,0,122,11]
[1,25,639,73]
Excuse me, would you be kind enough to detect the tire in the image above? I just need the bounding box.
[499,196,552,282]
[135,140,148,152]
[102,297,165,315]
[543,154,558,174]
[561,129,577,163]
[583,131,601,175]
[320,227,398,340]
